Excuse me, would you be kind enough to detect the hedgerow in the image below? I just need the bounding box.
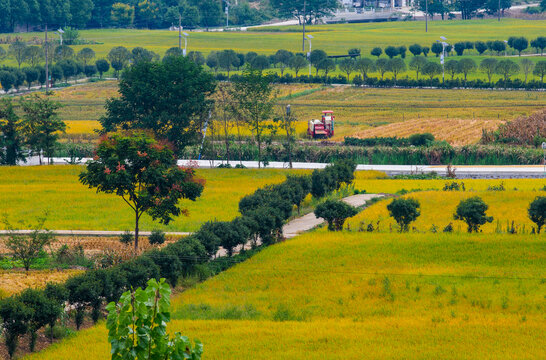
[0,161,355,358]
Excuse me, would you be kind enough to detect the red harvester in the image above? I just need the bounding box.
[307,110,335,139]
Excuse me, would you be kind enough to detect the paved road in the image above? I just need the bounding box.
[20,157,546,178]
[283,194,382,239]
[0,194,382,258]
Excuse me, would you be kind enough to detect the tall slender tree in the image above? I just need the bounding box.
[230,67,277,168]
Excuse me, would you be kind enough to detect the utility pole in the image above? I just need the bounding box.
[178,14,182,49]
[302,0,306,52]
[45,24,49,92]
[285,105,293,169]
[425,0,428,33]
[224,0,230,28]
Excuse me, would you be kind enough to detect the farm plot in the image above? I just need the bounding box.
[46,81,321,138]
[25,231,546,359]
[348,189,546,233]
[3,19,546,60]
[287,86,546,141]
[351,175,546,194]
[0,270,84,298]
[34,81,546,145]
[0,166,310,232]
[351,118,503,146]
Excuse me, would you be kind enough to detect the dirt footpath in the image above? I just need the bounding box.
[282,194,383,239]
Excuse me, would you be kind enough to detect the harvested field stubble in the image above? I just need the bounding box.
[0,269,83,297]
[14,81,545,144]
[352,118,504,146]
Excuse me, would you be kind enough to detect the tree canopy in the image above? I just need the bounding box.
[100,56,216,152]
[79,132,205,250]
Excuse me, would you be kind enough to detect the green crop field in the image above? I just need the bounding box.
[1,19,545,82]
[25,229,546,359]
[0,165,310,232]
[2,18,545,360]
[3,19,545,58]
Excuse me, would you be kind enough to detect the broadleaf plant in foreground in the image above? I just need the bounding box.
[106,278,203,360]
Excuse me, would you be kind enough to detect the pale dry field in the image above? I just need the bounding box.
[352,118,504,145]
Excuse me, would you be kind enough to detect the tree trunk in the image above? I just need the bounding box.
[257,136,262,168]
[236,117,243,166]
[134,211,140,251]
[224,113,230,163]
[286,120,292,169]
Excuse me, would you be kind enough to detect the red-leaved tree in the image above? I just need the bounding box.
[80,132,204,250]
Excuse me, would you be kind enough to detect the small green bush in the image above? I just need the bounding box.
[409,133,435,146]
[119,231,133,245]
[315,199,358,231]
[148,229,166,245]
[487,182,506,191]
[106,278,203,360]
[443,182,465,191]
[528,196,546,234]
[387,198,421,232]
[443,223,454,233]
[454,197,493,233]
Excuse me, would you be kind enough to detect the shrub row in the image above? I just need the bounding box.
[0,161,355,358]
[215,73,545,90]
[344,134,435,147]
[182,142,544,166]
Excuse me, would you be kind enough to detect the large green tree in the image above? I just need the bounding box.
[9,41,27,68]
[70,0,93,27]
[387,198,421,232]
[217,49,239,77]
[100,56,216,152]
[80,132,205,250]
[107,46,131,77]
[197,0,222,28]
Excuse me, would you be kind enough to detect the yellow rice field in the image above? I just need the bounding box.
[0,166,311,232]
[21,81,545,144]
[26,231,546,359]
[352,174,546,193]
[349,190,545,233]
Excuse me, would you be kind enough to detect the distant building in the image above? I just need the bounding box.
[341,0,413,9]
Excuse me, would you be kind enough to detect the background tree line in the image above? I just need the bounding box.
[0,0,271,33]
[417,0,514,20]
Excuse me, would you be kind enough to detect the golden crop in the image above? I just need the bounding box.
[352,118,503,146]
[353,176,546,193]
[0,166,310,232]
[0,270,83,297]
[26,231,546,360]
[16,80,546,144]
[354,190,544,233]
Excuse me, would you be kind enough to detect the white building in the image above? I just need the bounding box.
[342,0,413,9]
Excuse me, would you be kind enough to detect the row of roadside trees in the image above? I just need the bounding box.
[370,36,546,59]
[339,56,546,84]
